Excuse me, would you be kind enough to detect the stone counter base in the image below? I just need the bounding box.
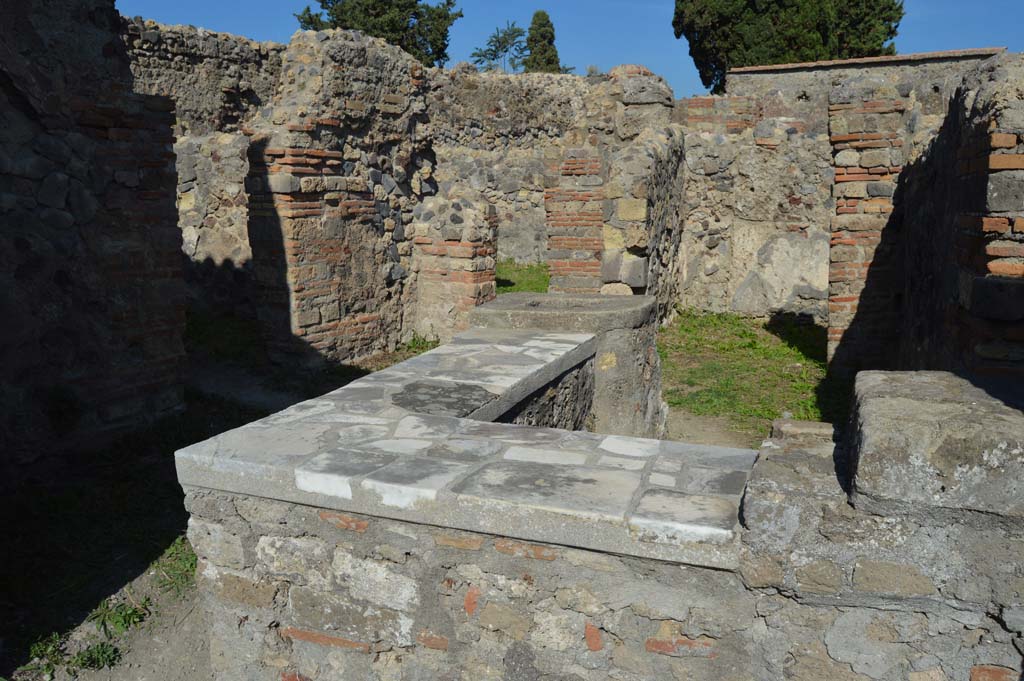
[187,484,1023,681]
[186,488,756,681]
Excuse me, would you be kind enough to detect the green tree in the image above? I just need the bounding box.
[673,0,904,93]
[523,10,562,73]
[296,0,463,67]
[471,21,527,73]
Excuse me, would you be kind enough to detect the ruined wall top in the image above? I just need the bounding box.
[726,48,1008,131]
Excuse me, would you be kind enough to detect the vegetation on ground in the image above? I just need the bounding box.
[496,259,550,294]
[87,598,150,639]
[673,0,904,92]
[152,536,198,597]
[658,309,851,436]
[295,0,462,67]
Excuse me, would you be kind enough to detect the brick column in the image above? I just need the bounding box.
[246,122,406,363]
[410,193,497,340]
[954,127,1024,376]
[545,150,604,293]
[827,96,908,371]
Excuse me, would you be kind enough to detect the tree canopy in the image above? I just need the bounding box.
[471,21,527,73]
[523,11,562,73]
[296,0,463,67]
[673,0,904,93]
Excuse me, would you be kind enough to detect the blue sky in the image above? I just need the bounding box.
[118,0,1023,97]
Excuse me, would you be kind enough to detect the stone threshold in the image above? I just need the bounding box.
[176,328,757,569]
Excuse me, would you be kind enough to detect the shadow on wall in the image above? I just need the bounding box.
[826,84,1024,413]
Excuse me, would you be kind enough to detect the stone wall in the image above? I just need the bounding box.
[676,110,831,322]
[179,355,1024,680]
[799,50,1024,377]
[427,66,596,264]
[896,54,1024,379]
[1,0,184,462]
[727,49,1005,132]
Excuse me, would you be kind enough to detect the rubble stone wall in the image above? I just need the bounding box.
[0,0,184,462]
[184,381,1024,681]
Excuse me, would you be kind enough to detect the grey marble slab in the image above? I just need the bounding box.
[176,329,758,568]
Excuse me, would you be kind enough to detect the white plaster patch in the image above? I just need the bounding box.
[294,468,355,499]
[505,446,588,466]
[360,478,438,508]
[598,455,647,471]
[599,435,661,458]
[333,551,419,612]
[629,515,732,544]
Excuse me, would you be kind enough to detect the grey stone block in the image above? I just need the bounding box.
[851,371,1024,518]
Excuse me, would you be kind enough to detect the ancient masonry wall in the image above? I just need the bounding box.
[727,50,1015,372]
[896,54,1024,378]
[182,368,1024,680]
[426,66,595,265]
[1,0,184,462]
[826,87,909,369]
[124,19,283,314]
[672,96,832,323]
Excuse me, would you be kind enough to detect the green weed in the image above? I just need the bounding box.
[69,642,121,670]
[152,535,197,596]
[21,633,64,674]
[87,598,150,639]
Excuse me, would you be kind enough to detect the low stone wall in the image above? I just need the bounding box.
[186,488,754,680]
[179,345,1024,679]
[498,358,595,430]
[469,294,666,438]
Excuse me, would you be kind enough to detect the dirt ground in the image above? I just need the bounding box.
[58,579,211,681]
[665,408,764,449]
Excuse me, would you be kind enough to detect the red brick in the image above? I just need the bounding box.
[987,260,1024,277]
[986,242,1024,258]
[281,627,370,653]
[644,635,717,658]
[434,534,485,550]
[281,673,312,681]
[989,154,1024,171]
[464,585,481,616]
[318,510,369,533]
[584,622,603,651]
[1016,217,1024,233]
[494,538,559,560]
[971,666,1018,681]
[990,133,1019,149]
[416,631,449,650]
[981,217,1011,234]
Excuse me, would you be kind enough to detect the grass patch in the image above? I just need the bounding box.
[496,259,549,294]
[658,310,850,436]
[152,536,198,596]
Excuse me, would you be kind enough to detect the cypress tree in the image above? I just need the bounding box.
[523,10,562,74]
